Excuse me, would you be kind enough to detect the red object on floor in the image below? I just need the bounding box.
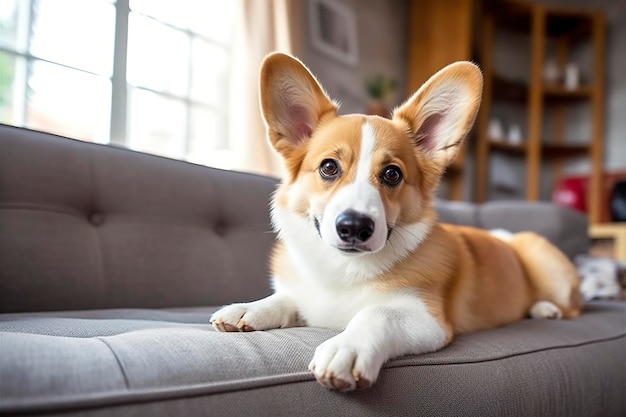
[552,176,587,214]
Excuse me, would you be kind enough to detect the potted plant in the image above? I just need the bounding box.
[365,75,397,118]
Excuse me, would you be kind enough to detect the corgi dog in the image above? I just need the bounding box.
[211,53,581,392]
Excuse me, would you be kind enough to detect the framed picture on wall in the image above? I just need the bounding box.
[308,0,359,66]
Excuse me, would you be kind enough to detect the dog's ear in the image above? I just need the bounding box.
[259,52,337,158]
[393,61,482,170]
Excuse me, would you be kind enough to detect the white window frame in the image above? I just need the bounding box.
[1,0,231,166]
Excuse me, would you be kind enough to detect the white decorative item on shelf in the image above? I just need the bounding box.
[564,63,580,90]
[543,59,561,85]
[508,124,523,145]
[488,118,504,141]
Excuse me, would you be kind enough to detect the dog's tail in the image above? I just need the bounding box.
[503,232,582,319]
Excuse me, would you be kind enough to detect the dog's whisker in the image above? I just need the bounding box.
[394,224,416,239]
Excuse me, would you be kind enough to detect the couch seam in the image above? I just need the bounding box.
[87,148,107,309]
[95,337,130,390]
[386,332,626,369]
[0,203,86,218]
[0,204,227,229]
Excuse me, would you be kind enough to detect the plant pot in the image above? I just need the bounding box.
[366,100,390,118]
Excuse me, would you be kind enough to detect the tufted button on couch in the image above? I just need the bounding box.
[1,124,624,417]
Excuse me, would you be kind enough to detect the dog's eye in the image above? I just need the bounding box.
[381,165,403,186]
[319,159,340,180]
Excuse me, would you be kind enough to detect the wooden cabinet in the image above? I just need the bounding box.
[406,0,475,200]
[474,0,605,223]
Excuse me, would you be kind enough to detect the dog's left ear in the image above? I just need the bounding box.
[259,53,337,159]
[393,62,482,169]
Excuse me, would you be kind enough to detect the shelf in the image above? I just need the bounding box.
[485,0,593,40]
[489,140,590,158]
[492,75,527,102]
[542,143,590,157]
[545,10,593,39]
[492,75,593,103]
[544,85,593,100]
[484,0,532,32]
[489,140,525,154]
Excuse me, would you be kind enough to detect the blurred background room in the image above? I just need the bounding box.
[1,0,625,256]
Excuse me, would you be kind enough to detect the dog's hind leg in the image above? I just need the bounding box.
[505,232,582,319]
[529,300,563,319]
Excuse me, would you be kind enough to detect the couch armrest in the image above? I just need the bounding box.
[477,201,588,259]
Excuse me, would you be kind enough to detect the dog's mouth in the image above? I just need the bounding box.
[337,246,366,254]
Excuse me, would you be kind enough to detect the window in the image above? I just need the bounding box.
[0,0,235,169]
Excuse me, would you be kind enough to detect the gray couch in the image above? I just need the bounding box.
[1,124,624,417]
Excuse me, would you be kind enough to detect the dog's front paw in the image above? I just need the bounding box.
[210,296,298,332]
[210,305,265,332]
[210,304,257,332]
[308,335,382,392]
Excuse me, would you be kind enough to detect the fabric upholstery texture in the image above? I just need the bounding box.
[434,199,589,259]
[0,125,277,313]
[1,302,624,416]
[1,125,624,416]
[477,200,590,260]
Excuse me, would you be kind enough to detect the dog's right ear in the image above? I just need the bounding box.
[259,53,337,159]
[392,61,482,172]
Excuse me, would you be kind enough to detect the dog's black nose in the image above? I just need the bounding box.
[335,210,375,243]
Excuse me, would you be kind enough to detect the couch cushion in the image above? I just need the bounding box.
[477,201,589,259]
[1,301,624,416]
[434,199,479,226]
[433,199,588,259]
[0,125,279,313]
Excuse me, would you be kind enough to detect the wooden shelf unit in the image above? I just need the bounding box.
[474,0,605,224]
[590,223,626,261]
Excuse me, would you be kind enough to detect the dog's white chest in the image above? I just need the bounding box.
[277,279,379,329]
[272,266,417,330]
